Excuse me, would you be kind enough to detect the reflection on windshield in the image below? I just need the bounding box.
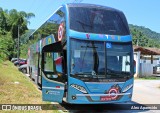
[106,42,132,76]
[71,39,105,76]
[69,7,130,35]
[70,39,133,81]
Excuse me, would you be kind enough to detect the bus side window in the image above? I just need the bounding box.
[54,56,63,73]
[42,41,65,82]
[44,52,59,78]
[44,52,55,73]
[43,52,65,82]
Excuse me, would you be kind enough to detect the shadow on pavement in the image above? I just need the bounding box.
[59,101,151,113]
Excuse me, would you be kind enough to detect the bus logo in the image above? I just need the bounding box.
[100,84,121,101]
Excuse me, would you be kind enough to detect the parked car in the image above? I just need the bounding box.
[11,58,18,63]
[14,59,27,66]
[153,64,160,74]
[18,64,28,74]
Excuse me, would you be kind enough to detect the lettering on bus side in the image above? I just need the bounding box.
[46,90,60,95]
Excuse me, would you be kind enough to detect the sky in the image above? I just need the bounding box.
[0,0,159,33]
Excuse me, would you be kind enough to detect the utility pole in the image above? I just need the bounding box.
[17,25,20,60]
[136,38,139,46]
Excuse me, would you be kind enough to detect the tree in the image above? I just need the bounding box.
[0,32,14,60]
[0,8,8,34]
[0,7,35,60]
[7,9,35,39]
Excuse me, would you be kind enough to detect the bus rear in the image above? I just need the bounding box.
[66,4,134,104]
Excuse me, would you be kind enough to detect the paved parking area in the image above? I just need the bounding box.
[132,79,160,104]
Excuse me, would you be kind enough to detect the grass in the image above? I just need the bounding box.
[0,61,60,113]
[135,76,160,80]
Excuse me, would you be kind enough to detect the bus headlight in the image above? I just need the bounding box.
[122,84,133,93]
[71,84,87,94]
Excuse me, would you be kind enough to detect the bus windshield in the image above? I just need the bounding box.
[69,7,130,35]
[70,39,133,81]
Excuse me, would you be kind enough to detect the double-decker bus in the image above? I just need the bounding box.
[28,3,134,104]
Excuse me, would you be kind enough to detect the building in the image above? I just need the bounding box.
[134,46,160,77]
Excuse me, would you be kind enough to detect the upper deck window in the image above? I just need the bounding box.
[69,6,130,35]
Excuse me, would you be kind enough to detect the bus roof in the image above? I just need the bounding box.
[66,3,122,13]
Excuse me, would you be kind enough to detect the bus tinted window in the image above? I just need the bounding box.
[69,7,130,35]
[106,42,133,74]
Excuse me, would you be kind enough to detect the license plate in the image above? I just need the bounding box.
[100,96,115,101]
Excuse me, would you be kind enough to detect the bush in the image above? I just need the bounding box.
[0,32,14,60]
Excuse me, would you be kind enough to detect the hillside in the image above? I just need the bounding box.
[129,24,160,48]
[129,24,160,40]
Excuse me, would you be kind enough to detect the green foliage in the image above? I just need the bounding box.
[8,9,35,39]
[20,29,34,44]
[19,29,35,59]
[129,24,160,40]
[0,32,14,60]
[0,7,35,39]
[137,76,160,80]
[20,39,37,58]
[0,7,35,61]
[37,23,58,38]
[129,24,160,48]
[19,23,59,58]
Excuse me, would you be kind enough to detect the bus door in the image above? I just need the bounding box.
[41,42,65,103]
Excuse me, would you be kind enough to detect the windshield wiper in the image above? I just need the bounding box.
[92,42,99,74]
[80,43,99,71]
